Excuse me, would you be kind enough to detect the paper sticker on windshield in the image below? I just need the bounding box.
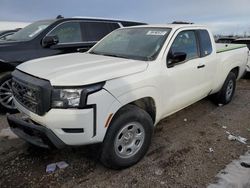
[147,31,167,36]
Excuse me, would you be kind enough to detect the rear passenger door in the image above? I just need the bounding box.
[80,21,120,50]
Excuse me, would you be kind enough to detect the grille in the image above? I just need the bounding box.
[12,79,41,114]
[11,70,52,116]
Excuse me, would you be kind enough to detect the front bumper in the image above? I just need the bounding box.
[14,99,97,146]
[11,88,120,147]
[7,114,66,149]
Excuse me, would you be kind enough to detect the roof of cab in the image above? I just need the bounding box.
[125,24,205,29]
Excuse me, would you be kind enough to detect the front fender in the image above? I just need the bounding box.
[113,86,162,124]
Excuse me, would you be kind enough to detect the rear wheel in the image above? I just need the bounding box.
[0,72,17,113]
[100,105,153,169]
[213,72,236,105]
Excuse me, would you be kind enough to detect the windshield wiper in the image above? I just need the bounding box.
[89,51,127,59]
[89,51,105,56]
[90,51,148,61]
[103,54,127,59]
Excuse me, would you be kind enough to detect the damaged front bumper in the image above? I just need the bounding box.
[7,114,66,149]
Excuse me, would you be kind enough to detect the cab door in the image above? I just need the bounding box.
[162,30,211,115]
[48,21,86,53]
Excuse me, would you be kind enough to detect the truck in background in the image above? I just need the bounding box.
[232,38,250,73]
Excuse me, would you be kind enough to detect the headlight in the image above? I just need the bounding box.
[51,82,105,108]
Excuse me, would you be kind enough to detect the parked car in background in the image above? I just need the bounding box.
[8,24,248,169]
[0,17,146,111]
[232,38,250,72]
[0,28,21,40]
[216,37,238,44]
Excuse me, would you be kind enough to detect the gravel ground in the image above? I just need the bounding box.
[0,78,249,188]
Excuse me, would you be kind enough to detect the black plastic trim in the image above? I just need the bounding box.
[7,115,66,149]
[79,83,105,109]
[62,128,84,133]
[12,69,52,116]
[92,104,97,137]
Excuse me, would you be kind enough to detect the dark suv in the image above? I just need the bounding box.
[0,17,146,111]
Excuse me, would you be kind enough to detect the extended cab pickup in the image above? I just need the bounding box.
[8,24,248,169]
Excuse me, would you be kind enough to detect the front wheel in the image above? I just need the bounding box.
[0,72,17,113]
[213,72,236,105]
[100,105,153,169]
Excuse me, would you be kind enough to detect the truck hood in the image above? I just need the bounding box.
[17,53,149,86]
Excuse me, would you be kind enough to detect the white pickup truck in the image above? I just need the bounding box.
[8,24,248,169]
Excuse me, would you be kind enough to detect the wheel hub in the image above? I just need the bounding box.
[115,122,145,158]
[226,80,234,101]
[0,78,16,110]
[123,132,134,143]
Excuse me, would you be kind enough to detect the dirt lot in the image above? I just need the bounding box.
[0,78,250,188]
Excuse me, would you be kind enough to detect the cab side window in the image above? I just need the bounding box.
[169,30,199,61]
[48,22,82,43]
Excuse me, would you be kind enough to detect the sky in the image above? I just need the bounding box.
[0,0,250,35]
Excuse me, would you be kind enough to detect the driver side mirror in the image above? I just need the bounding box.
[167,52,187,67]
[42,35,59,48]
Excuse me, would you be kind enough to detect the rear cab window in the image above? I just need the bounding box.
[198,30,212,57]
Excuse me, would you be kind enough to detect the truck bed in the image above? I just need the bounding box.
[216,43,246,53]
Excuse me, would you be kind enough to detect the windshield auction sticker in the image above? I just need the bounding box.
[146,31,167,36]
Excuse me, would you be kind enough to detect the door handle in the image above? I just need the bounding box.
[197,64,205,69]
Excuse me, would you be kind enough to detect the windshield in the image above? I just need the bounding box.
[89,27,171,61]
[0,30,7,35]
[5,20,54,42]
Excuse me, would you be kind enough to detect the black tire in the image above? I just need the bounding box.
[243,71,250,79]
[100,105,154,169]
[0,72,17,113]
[213,72,236,105]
